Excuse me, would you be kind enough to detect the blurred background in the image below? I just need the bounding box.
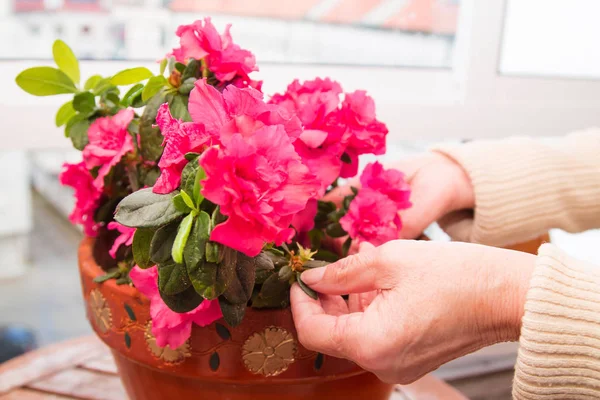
[1,0,599,398]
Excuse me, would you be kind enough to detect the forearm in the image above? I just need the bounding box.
[433,129,600,247]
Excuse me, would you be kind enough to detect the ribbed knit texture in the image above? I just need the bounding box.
[513,244,600,399]
[432,129,600,247]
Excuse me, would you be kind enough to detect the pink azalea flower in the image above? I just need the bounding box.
[82,108,135,189]
[270,78,347,191]
[338,91,388,178]
[171,18,258,84]
[107,222,135,259]
[340,188,402,246]
[129,266,222,349]
[189,79,301,141]
[59,161,102,237]
[153,104,216,194]
[360,162,411,209]
[200,125,320,257]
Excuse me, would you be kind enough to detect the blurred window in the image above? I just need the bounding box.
[500,0,600,79]
[1,0,460,68]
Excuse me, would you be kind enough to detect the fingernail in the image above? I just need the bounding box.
[301,267,325,286]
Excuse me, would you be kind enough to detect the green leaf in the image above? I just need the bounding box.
[115,188,184,229]
[16,66,77,96]
[180,157,202,205]
[150,222,179,264]
[251,273,290,309]
[205,242,219,263]
[110,67,153,86]
[218,297,246,327]
[172,213,194,264]
[84,75,103,91]
[142,75,167,102]
[175,62,186,73]
[341,152,352,164]
[342,237,352,257]
[159,285,203,313]
[121,83,144,107]
[158,259,192,295]
[297,272,318,300]
[159,58,168,75]
[102,91,121,109]
[68,119,90,150]
[93,269,120,283]
[184,152,200,161]
[193,166,206,205]
[172,194,192,214]
[308,229,324,250]
[350,186,359,196]
[326,222,347,238]
[255,252,275,271]
[132,228,155,269]
[180,191,195,211]
[184,211,210,269]
[73,91,95,114]
[278,265,293,281]
[222,252,256,305]
[178,78,196,95]
[314,249,339,262]
[92,78,113,95]
[52,39,80,84]
[55,101,76,127]
[188,260,220,299]
[182,59,201,81]
[304,260,329,269]
[139,92,165,162]
[168,94,191,121]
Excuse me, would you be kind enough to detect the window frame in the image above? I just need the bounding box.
[1,0,600,150]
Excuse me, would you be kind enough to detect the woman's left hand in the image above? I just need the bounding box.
[291,240,535,384]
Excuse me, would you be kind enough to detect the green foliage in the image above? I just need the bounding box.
[84,75,103,91]
[132,228,155,269]
[68,119,90,150]
[188,260,220,299]
[172,194,192,214]
[93,268,121,283]
[182,59,201,81]
[218,297,246,327]
[222,252,256,305]
[52,39,80,85]
[150,222,179,264]
[297,272,318,300]
[251,273,290,309]
[55,101,76,127]
[115,188,184,229]
[16,67,78,96]
[184,211,210,268]
[180,156,205,207]
[158,259,192,295]
[72,92,95,114]
[110,67,153,86]
[172,213,194,264]
[121,83,144,107]
[168,94,191,121]
[142,75,167,102]
[159,285,204,313]
[138,92,166,162]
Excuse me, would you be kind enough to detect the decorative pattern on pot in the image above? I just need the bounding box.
[89,289,112,334]
[144,322,191,364]
[242,326,296,377]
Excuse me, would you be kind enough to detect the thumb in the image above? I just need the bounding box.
[301,244,394,294]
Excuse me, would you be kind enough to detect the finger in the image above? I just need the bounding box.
[348,291,378,312]
[291,285,363,358]
[322,178,360,207]
[359,241,376,252]
[300,247,394,294]
[320,294,349,316]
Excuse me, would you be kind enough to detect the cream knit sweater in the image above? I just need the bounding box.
[434,129,600,399]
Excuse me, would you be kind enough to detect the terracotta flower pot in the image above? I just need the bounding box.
[78,238,394,400]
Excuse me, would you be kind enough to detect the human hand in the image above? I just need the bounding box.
[326,152,475,240]
[291,240,535,384]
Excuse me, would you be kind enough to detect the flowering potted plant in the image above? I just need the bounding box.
[16,19,409,399]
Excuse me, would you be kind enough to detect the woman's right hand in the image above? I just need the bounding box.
[327,152,476,239]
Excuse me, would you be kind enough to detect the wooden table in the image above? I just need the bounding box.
[0,336,467,400]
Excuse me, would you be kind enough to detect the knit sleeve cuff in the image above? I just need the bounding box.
[513,244,600,399]
[432,130,600,247]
